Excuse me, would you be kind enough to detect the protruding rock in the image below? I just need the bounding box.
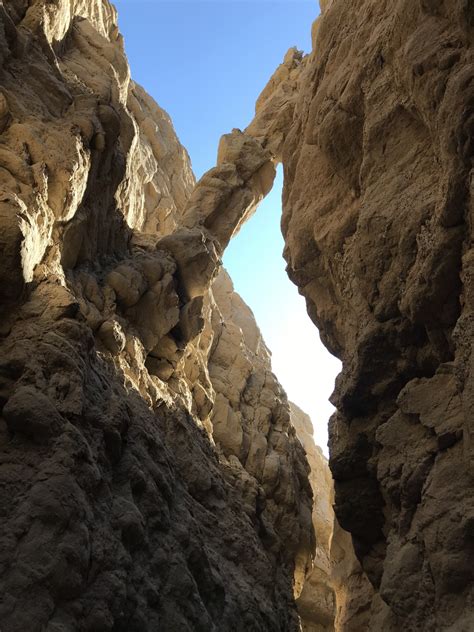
[158,228,220,299]
[183,132,276,250]
[0,91,10,133]
[146,356,174,381]
[98,319,126,354]
[107,264,148,308]
[178,296,205,342]
[3,386,65,442]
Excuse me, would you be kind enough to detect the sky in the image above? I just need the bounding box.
[115,0,341,452]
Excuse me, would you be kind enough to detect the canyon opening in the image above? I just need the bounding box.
[0,1,472,632]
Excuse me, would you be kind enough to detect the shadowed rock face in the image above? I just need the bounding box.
[280,1,474,629]
[292,403,379,632]
[176,0,474,626]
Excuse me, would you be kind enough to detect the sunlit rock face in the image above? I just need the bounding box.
[280,0,474,629]
[194,1,474,622]
[0,2,317,630]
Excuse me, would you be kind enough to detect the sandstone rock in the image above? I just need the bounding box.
[291,403,336,631]
[149,334,181,364]
[145,356,174,381]
[4,0,470,628]
[0,91,11,133]
[107,263,148,308]
[3,386,65,443]
[98,319,126,354]
[0,3,317,630]
[291,402,383,632]
[183,131,276,250]
[122,82,196,234]
[158,227,220,300]
[278,0,474,628]
[125,272,180,352]
[158,0,473,623]
[178,296,205,342]
[208,269,315,602]
[212,392,244,456]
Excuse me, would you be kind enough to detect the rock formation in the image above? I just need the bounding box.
[1,0,473,630]
[280,1,474,629]
[0,2,316,630]
[292,402,377,632]
[184,0,474,626]
[291,402,336,631]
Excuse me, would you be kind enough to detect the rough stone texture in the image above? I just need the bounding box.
[2,0,471,629]
[0,2,317,630]
[208,271,315,601]
[291,402,377,632]
[164,0,474,625]
[279,1,474,629]
[291,403,336,631]
[329,519,379,632]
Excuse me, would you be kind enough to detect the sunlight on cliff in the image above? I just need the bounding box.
[224,166,341,455]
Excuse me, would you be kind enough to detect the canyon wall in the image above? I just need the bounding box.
[205,1,472,627]
[1,0,473,630]
[293,403,378,632]
[280,1,474,630]
[292,403,336,631]
[0,2,320,630]
[166,0,474,625]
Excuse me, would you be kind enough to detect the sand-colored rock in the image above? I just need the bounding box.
[208,270,314,599]
[177,0,474,626]
[292,402,336,631]
[291,402,379,632]
[1,0,471,629]
[182,130,276,251]
[0,2,317,630]
[280,1,474,629]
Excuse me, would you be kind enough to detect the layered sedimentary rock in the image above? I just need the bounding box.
[0,2,317,630]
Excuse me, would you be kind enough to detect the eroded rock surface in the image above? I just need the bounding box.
[208,271,314,601]
[279,1,474,629]
[292,403,336,632]
[0,2,316,630]
[292,402,378,632]
[2,0,472,629]
[159,0,474,626]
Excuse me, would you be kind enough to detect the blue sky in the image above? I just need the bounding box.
[114,0,317,178]
[115,0,341,451]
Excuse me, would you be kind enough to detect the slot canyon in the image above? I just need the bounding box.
[0,1,472,630]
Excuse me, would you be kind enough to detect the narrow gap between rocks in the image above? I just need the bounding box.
[224,165,342,454]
